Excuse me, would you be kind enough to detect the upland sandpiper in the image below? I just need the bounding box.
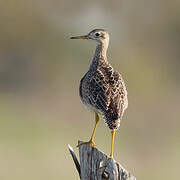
[70,29,128,158]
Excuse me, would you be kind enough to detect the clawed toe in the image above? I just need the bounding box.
[77,140,95,147]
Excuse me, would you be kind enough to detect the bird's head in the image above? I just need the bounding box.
[70,29,109,45]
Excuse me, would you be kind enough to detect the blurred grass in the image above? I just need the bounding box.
[0,0,180,179]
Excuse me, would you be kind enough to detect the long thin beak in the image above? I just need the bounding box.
[70,35,89,39]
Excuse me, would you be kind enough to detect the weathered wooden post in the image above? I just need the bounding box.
[68,141,136,180]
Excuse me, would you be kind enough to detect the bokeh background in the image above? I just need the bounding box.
[0,0,180,179]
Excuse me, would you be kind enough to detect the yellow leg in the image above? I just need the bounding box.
[110,129,115,158]
[77,113,99,147]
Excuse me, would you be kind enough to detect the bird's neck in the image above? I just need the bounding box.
[90,43,108,69]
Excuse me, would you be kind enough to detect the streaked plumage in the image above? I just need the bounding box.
[70,29,128,158]
[79,30,128,130]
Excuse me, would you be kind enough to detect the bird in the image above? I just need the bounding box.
[70,29,128,158]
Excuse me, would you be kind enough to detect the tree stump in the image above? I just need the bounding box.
[68,141,136,180]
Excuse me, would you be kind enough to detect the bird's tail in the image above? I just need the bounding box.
[103,112,121,130]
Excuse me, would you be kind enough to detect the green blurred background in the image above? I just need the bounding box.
[0,0,180,179]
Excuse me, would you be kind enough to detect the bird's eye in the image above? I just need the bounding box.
[95,32,101,37]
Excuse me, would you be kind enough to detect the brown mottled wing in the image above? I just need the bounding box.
[87,69,111,112]
[89,64,127,113]
[88,64,128,129]
[105,66,128,129]
[105,69,128,122]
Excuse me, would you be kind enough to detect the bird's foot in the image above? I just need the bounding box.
[109,153,113,159]
[77,140,95,147]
